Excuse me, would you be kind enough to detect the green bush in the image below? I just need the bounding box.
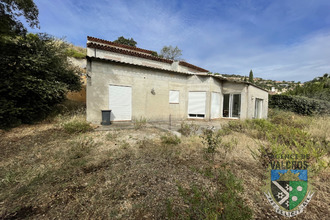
[0,33,81,129]
[63,119,92,134]
[178,121,199,136]
[65,47,86,59]
[269,94,330,115]
[160,134,181,145]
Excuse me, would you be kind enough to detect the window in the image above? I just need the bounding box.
[169,90,179,103]
[223,94,241,118]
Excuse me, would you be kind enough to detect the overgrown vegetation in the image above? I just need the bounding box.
[178,121,199,136]
[62,118,92,134]
[65,44,86,59]
[269,94,330,115]
[286,73,330,101]
[170,169,252,220]
[0,106,329,219]
[132,116,147,129]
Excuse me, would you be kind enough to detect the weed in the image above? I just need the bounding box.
[178,121,199,136]
[133,116,147,130]
[106,130,119,141]
[160,134,181,145]
[172,169,252,220]
[120,141,130,149]
[227,120,247,132]
[62,118,92,134]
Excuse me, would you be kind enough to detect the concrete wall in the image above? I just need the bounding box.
[247,85,269,119]
[86,46,269,124]
[87,59,191,123]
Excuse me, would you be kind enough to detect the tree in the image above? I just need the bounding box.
[0,0,39,36]
[113,36,137,47]
[159,45,182,60]
[249,70,254,83]
[0,33,81,128]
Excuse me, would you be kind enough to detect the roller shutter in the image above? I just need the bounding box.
[109,85,132,121]
[188,92,206,118]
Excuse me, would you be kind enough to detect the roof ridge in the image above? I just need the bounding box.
[87,36,154,54]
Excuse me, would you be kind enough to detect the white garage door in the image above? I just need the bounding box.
[109,85,132,121]
[188,91,206,118]
[211,92,220,119]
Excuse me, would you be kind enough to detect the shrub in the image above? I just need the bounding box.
[269,94,330,115]
[160,134,181,145]
[133,116,147,130]
[178,121,199,136]
[200,128,222,160]
[63,119,92,134]
[0,33,81,129]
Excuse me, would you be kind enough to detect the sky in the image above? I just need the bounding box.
[26,0,330,82]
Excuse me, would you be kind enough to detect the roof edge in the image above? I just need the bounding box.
[87,42,174,64]
[179,61,209,72]
[87,36,154,55]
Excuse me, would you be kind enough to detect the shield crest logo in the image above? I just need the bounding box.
[270,170,308,211]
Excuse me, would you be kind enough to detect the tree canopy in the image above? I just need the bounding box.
[0,0,39,36]
[159,45,182,60]
[113,36,137,47]
[0,1,81,128]
[286,74,330,102]
[249,70,254,83]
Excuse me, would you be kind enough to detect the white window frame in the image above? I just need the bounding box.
[222,93,241,118]
[169,90,180,104]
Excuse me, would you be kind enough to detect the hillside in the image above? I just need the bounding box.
[285,74,330,101]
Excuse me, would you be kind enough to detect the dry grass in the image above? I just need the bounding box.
[0,111,329,219]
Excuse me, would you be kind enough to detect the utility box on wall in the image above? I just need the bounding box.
[101,110,112,125]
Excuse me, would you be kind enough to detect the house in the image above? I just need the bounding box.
[86,36,268,124]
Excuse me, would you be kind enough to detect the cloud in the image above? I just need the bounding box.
[30,0,330,82]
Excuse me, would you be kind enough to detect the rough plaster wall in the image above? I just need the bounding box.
[86,60,189,124]
[247,85,269,119]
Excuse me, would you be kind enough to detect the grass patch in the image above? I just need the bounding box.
[170,169,252,220]
[62,118,92,134]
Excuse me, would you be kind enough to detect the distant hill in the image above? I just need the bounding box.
[285,74,330,101]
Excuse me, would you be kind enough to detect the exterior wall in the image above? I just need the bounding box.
[247,85,269,119]
[86,46,269,123]
[86,60,228,124]
[87,59,190,124]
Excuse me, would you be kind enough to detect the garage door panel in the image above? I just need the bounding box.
[109,85,132,121]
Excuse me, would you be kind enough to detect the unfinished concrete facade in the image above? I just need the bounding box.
[86,36,268,124]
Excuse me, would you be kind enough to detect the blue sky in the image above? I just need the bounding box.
[28,0,330,82]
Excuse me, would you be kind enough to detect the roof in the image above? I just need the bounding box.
[179,61,209,72]
[87,56,194,76]
[87,36,209,73]
[87,42,173,64]
[87,36,154,55]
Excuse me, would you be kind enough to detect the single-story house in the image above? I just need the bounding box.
[86,36,268,124]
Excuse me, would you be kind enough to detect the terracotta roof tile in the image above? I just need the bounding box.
[87,36,154,54]
[87,42,173,64]
[179,61,209,72]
